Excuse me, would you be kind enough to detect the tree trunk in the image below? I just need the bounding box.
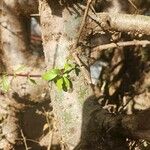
[39,0,93,149]
[1,1,49,149]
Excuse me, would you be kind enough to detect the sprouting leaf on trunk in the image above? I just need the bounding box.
[42,62,80,92]
[0,75,10,92]
[56,77,64,91]
[63,73,69,78]
[63,76,72,90]
[64,63,75,73]
[42,69,60,81]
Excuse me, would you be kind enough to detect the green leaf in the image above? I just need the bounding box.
[0,75,10,92]
[75,67,80,76]
[64,63,75,73]
[56,78,64,91]
[14,65,26,73]
[28,78,37,85]
[63,77,71,90]
[42,69,60,81]
[63,73,68,77]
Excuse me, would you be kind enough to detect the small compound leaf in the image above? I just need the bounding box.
[28,78,37,85]
[42,69,60,81]
[0,75,10,92]
[56,78,64,91]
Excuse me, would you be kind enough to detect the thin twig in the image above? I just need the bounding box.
[74,0,93,47]
[0,23,23,39]
[118,96,133,113]
[17,138,40,144]
[131,140,138,150]
[72,0,93,84]
[0,73,41,78]
[20,129,29,150]
[42,108,53,150]
[30,14,40,17]
[47,131,53,150]
[128,0,138,11]
[92,40,150,52]
[72,53,92,84]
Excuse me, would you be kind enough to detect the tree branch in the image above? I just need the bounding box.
[93,13,150,35]
[72,53,92,84]
[72,0,93,84]
[92,40,150,53]
[74,0,93,47]
[0,73,41,78]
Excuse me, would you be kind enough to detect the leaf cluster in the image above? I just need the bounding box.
[0,65,37,93]
[42,62,80,92]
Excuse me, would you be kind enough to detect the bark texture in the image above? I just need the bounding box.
[96,13,150,35]
[1,0,49,149]
[39,0,93,149]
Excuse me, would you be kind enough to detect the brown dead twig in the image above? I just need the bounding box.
[0,73,41,78]
[128,0,138,11]
[20,129,29,150]
[72,0,93,84]
[72,53,92,84]
[42,108,53,150]
[92,40,150,53]
[74,0,93,47]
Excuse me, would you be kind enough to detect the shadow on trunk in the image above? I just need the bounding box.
[75,96,150,150]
